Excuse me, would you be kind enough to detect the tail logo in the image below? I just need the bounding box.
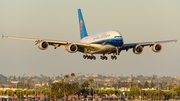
[80,20,83,33]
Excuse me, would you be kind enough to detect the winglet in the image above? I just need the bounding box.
[2,34,4,39]
[175,38,177,43]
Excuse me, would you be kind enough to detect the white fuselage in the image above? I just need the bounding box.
[80,30,123,44]
[80,30,124,54]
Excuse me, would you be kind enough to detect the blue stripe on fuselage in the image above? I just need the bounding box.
[91,38,124,47]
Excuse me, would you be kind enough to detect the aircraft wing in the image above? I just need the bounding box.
[120,39,177,51]
[2,35,91,49]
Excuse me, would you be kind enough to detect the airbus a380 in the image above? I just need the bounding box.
[3,9,177,60]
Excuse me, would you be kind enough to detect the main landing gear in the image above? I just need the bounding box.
[100,55,108,60]
[83,55,96,60]
[111,55,117,60]
[100,55,117,60]
[83,54,118,60]
[100,53,117,60]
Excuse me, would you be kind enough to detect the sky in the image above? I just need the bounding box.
[0,0,180,77]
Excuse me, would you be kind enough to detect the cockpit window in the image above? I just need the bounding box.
[114,36,121,38]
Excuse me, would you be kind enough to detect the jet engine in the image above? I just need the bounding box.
[152,44,162,52]
[133,45,143,54]
[66,43,78,53]
[38,41,49,50]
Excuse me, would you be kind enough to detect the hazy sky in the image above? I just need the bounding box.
[0,0,179,77]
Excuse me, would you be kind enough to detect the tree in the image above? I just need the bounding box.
[151,77,156,89]
[48,80,52,90]
[144,81,149,88]
[5,90,13,96]
[151,82,156,88]
[25,90,34,96]
[106,89,115,95]
[159,82,163,89]
[127,82,131,88]
[98,90,106,94]
[15,90,24,99]
[51,82,80,97]
[152,77,156,82]
[0,82,2,87]
[169,82,173,90]
[44,84,47,89]
[173,83,177,88]
[88,79,94,96]
[79,81,89,97]
[71,73,75,84]
[61,79,64,82]
[89,79,94,84]
[64,75,69,83]
[164,82,167,90]
[0,90,5,96]
[131,78,134,87]
[115,90,122,97]
[174,86,180,96]
[135,81,138,87]
[80,81,89,89]
[138,83,143,88]
[130,87,141,99]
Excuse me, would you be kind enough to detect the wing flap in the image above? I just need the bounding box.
[44,40,68,45]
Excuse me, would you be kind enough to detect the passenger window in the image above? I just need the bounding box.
[114,36,121,38]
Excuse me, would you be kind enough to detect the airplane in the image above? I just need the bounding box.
[2,9,177,60]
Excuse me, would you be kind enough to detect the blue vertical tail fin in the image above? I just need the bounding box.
[78,9,88,39]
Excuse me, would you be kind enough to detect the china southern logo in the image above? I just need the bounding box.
[80,20,83,33]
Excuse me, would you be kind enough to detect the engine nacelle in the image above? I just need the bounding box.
[66,43,78,53]
[152,44,162,52]
[38,41,49,50]
[133,45,143,54]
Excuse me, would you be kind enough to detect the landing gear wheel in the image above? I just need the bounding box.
[83,54,96,60]
[104,56,107,60]
[114,56,117,60]
[87,56,91,59]
[83,55,86,59]
[111,56,114,60]
[101,56,107,60]
[90,56,95,60]
[93,56,96,60]
[100,56,104,60]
